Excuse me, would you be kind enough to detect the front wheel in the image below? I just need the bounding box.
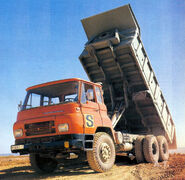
[87,132,115,172]
[29,153,58,174]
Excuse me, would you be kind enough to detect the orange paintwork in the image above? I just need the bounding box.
[13,78,114,141]
[14,103,84,139]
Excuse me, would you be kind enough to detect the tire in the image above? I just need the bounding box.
[143,135,159,163]
[29,153,58,173]
[157,136,169,162]
[87,132,116,172]
[135,136,145,163]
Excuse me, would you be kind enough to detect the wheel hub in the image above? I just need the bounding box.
[100,143,111,162]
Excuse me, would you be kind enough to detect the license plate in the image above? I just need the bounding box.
[11,145,24,150]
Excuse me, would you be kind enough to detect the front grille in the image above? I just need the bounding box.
[25,121,56,136]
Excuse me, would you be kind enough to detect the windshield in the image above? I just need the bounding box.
[22,81,79,110]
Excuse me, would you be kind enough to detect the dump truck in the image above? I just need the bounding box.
[11,4,176,173]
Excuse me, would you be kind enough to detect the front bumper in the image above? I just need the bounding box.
[11,134,93,154]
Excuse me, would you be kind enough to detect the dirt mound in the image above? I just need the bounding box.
[0,154,184,180]
[167,154,185,179]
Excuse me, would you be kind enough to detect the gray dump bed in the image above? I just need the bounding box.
[79,5,176,148]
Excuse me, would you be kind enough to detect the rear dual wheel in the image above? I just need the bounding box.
[143,135,159,163]
[157,136,169,161]
[136,135,169,163]
[135,136,145,163]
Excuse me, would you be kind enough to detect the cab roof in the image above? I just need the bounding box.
[26,78,101,91]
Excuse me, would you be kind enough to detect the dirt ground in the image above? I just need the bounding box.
[0,154,185,180]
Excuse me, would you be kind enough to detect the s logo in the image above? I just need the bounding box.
[85,114,94,128]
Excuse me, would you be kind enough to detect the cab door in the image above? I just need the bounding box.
[94,86,112,128]
[80,83,103,134]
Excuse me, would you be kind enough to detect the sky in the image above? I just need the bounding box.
[0,0,184,154]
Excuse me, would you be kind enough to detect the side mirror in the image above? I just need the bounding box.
[18,101,22,111]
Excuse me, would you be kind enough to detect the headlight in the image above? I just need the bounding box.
[14,129,23,137]
[58,123,69,132]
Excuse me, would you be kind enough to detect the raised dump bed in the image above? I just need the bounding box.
[79,4,176,148]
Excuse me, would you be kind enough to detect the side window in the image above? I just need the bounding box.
[85,84,95,102]
[81,83,95,103]
[95,86,103,104]
[81,83,86,104]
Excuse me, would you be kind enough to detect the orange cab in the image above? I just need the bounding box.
[11,78,114,154]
